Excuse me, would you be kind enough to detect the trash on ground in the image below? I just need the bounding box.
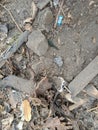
[21,99,31,122]
[54,56,63,67]
[57,15,64,26]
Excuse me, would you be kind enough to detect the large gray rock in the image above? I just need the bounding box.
[37,0,50,10]
[26,30,48,56]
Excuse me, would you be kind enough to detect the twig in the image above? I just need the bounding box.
[54,0,64,28]
[87,106,98,112]
[36,76,47,90]
[0,3,22,32]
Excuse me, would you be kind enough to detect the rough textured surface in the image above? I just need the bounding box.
[68,55,98,97]
[37,0,50,10]
[38,8,53,25]
[26,30,48,56]
[0,75,36,94]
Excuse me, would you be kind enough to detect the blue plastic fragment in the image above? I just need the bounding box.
[57,15,64,26]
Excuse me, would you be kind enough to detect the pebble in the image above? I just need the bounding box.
[26,30,48,56]
[54,56,63,67]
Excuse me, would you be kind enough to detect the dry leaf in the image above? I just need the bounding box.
[31,98,42,106]
[21,99,31,122]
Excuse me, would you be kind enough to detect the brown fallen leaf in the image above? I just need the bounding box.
[21,99,31,122]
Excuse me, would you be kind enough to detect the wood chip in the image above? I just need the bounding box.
[68,56,98,97]
[84,84,98,99]
[69,97,87,111]
[21,100,31,122]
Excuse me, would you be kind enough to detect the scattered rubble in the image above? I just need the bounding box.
[0,0,98,130]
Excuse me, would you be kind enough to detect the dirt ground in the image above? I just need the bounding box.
[0,0,98,130]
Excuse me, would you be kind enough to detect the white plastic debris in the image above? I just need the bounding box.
[54,56,63,67]
[57,77,70,93]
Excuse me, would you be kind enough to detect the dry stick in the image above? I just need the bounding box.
[87,106,98,112]
[0,31,30,68]
[0,3,22,32]
[54,0,65,28]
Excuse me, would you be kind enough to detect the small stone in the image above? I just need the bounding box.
[54,56,63,67]
[37,0,50,10]
[26,30,48,56]
[38,8,53,25]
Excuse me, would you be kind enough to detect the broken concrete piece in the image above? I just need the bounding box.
[37,0,50,10]
[0,75,36,94]
[68,56,98,97]
[26,30,48,56]
[84,84,98,99]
